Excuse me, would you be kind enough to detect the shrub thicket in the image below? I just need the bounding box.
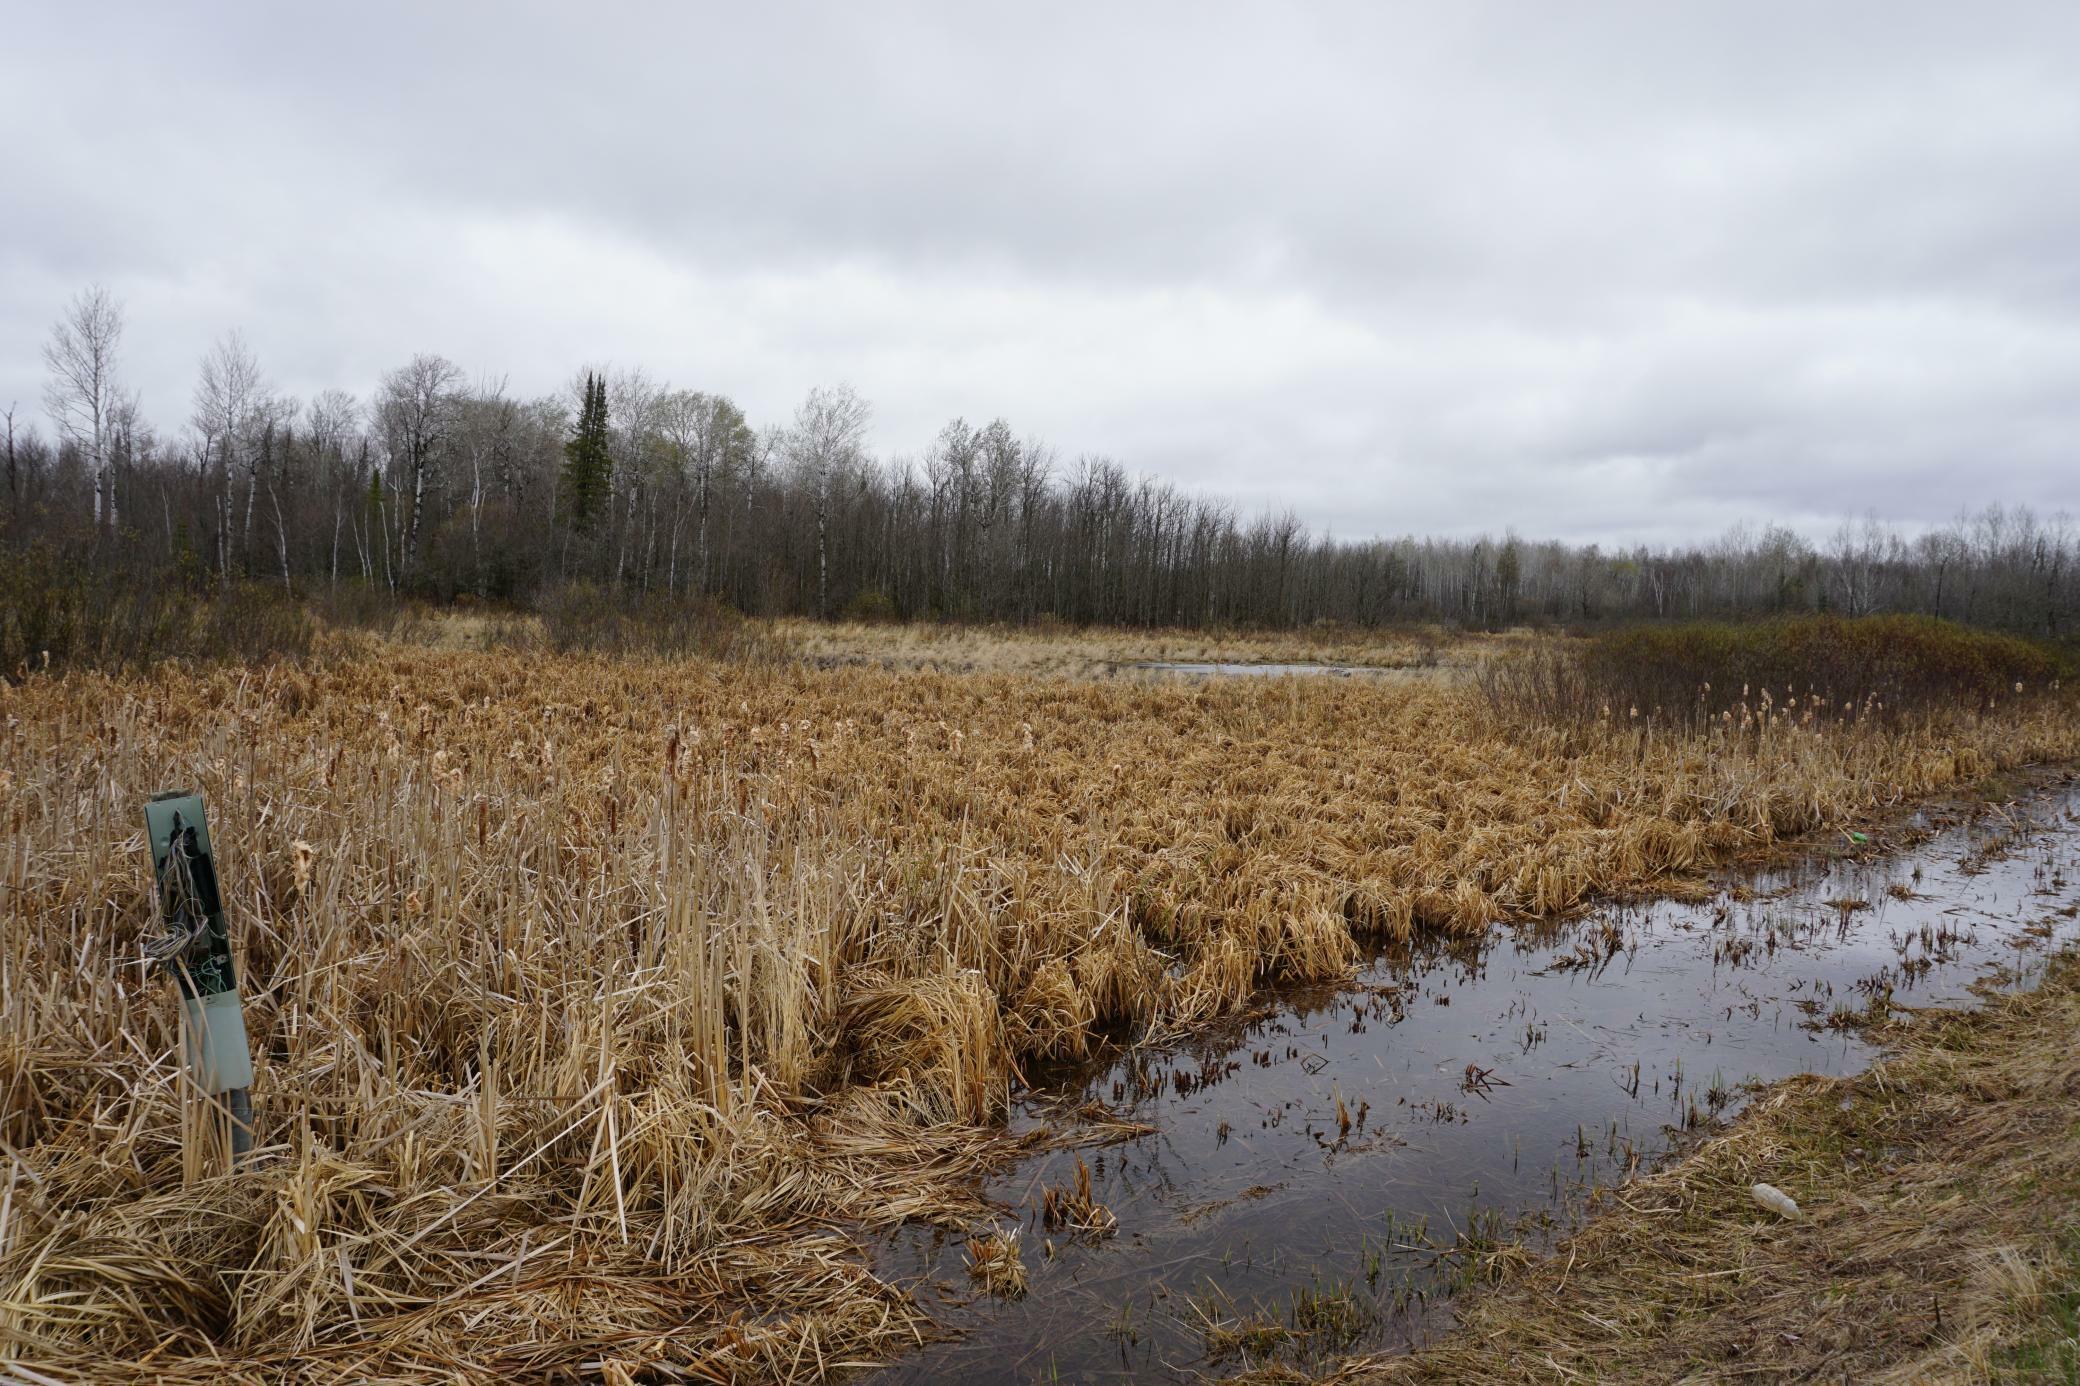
[0,545,316,677]
[1485,615,2069,730]
[840,587,899,624]
[533,582,773,661]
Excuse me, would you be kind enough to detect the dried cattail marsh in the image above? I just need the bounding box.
[2,633,2075,1379]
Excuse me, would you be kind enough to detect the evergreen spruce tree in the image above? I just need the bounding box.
[560,373,612,532]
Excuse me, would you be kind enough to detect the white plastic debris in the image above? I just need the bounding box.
[1751,1183,1802,1220]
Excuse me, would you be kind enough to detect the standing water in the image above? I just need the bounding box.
[867,779,2080,1383]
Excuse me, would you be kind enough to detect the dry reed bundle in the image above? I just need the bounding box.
[963,1229,1028,1299]
[1037,1156,1118,1241]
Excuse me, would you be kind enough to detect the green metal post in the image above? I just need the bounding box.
[144,791,255,1159]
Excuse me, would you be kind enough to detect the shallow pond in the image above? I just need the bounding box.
[866,779,2080,1383]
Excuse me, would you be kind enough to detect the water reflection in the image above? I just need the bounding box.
[869,784,2080,1384]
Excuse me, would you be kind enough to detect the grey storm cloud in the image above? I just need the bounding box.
[3,0,2077,545]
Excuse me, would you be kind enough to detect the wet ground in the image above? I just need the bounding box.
[865,778,2080,1383]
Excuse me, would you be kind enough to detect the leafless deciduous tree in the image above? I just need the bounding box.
[603,368,664,587]
[192,329,272,578]
[12,284,2078,638]
[653,390,756,596]
[4,403,19,502]
[306,388,361,586]
[42,285,126,532]
[377,353,463,580]
[787,384,871,618]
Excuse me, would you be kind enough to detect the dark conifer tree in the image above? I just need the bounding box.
[560,373,612,531]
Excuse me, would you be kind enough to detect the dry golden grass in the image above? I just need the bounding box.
[778,619,1487,678]
[1272,946,2080,1385]
[2,632,2076,1380]
[963,1229,1028,1299]
[392,609,1487,677]
[1039,1156,1118,1242]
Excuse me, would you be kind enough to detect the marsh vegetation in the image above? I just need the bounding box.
[2,615,2076,1380]
[872,779,2080,1382]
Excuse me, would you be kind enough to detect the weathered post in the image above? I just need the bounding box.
[143,791,255,1159]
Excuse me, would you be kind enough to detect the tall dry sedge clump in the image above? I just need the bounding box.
[1,626,2075,1379]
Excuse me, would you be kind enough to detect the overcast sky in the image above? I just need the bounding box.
[5,2,2078,545]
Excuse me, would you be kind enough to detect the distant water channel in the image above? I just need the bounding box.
[866,779,2080,1383]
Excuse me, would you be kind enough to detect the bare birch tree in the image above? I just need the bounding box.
[4,403,19,504]
[377,353,463,582]
[192,330,270,576]
[42,285,126,532]
[786,384,871,618]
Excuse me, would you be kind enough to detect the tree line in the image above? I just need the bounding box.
[7,285,2076,636]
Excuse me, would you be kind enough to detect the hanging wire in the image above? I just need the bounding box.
[144,819,212,974]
